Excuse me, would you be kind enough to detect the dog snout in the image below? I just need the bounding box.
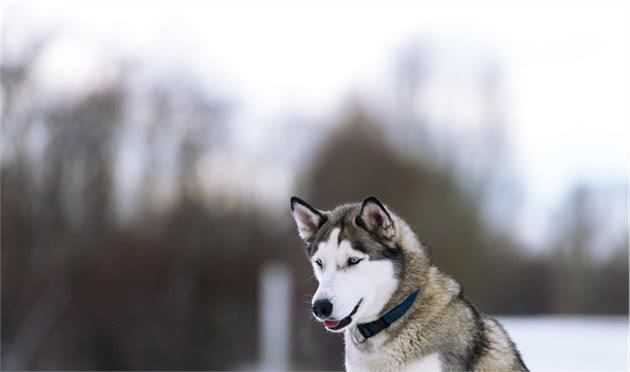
[312,299,333,319]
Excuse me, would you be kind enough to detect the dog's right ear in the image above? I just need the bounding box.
[290,197,327,241]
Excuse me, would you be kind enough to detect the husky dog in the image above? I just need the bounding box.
[290,196,528,372]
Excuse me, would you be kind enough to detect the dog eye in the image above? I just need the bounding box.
[347,257,363,266]
[315,259,323,268]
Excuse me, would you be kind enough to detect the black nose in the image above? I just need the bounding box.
[312,299,333,318]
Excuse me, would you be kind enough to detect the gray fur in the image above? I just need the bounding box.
[292,197,529,372]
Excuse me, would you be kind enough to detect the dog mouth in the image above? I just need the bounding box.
[322,299,363,331]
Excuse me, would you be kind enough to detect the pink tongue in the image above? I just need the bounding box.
[324,320,340,328]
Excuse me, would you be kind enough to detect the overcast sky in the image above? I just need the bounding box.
[2,0,628,249]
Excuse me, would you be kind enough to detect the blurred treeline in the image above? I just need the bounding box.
[1,38,627,370]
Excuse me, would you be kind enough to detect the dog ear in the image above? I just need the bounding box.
[290,197,327,241]
[356,196,395,240]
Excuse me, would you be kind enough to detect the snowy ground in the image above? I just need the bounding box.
[499,316,628,372]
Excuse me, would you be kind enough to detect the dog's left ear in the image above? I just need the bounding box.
[356,196,396,240]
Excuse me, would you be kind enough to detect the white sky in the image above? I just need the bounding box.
[2,0,628,248]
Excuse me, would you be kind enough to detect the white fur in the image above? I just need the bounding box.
[311,228,398,332]
[403,353,442,372]
[346,342,442,372]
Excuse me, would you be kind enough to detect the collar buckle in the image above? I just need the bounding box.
[351,327,366,344]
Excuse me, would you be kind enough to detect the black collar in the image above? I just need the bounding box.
[352,290,420,343]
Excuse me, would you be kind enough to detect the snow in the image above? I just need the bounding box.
[499,316,628,372]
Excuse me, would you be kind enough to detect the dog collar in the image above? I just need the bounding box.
[352,290,419,344]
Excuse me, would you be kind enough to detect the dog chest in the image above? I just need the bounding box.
[345,345,442,372]
[403,353,442,372]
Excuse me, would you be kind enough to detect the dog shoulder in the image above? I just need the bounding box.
[466,316,528,372]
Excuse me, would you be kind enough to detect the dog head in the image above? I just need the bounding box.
[290,196,404,332]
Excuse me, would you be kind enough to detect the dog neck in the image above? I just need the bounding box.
[346,228,462,348]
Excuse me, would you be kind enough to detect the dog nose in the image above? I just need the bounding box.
[312,299,333,318]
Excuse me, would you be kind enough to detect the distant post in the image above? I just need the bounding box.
[259,263,292,371]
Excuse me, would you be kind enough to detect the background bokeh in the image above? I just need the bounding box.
[1,1,628,371]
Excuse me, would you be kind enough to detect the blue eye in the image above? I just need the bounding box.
[348,257,363,266]
[315,259,323,268]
